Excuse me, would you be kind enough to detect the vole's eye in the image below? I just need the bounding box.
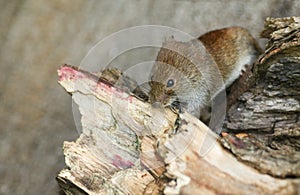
[166,79,175,88]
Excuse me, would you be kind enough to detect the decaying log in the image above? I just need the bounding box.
[222,16,300,178]
[56,66,177,194]
[57,17,300,194]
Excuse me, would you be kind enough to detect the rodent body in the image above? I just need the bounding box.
[149,27,262,118]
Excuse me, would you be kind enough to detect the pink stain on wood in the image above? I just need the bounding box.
[111,154,135,169]
[58,64,136,103]
[127,96,134,103]
[58,65,85,81]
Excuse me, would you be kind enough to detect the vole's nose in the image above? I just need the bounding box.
[151,101,163,108]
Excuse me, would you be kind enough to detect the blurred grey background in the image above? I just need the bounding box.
[0,0,299,194]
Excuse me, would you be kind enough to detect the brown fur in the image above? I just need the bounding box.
[199,27,261,82]
[149,27,261,117]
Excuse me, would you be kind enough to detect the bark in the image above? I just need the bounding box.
[56,17,300,194]
[223,16,300,178]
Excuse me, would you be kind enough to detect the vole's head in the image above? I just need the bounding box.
[149,39,208,111]
[149,61,186,109]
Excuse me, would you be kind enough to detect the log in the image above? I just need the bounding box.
[56,17,300,194]
[223,16,300,178]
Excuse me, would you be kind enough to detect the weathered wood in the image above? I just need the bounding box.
[56,63,299,194]
[57,65,177,194]
[223,16,300,178]
[57,17,300,195]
